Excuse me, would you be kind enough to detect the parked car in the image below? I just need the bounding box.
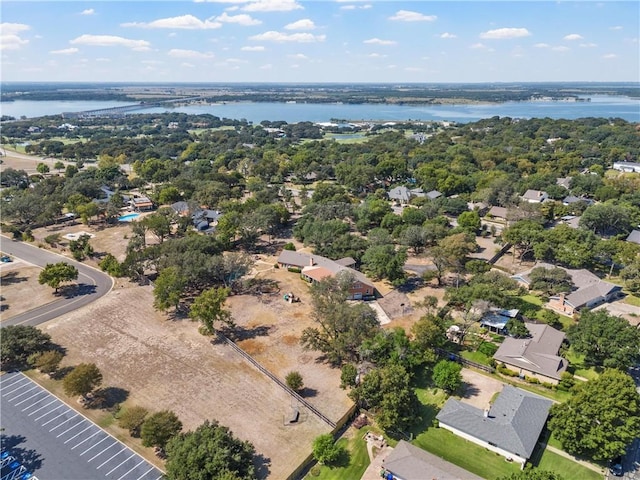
[610,456,623,477]
[0,255,12,263]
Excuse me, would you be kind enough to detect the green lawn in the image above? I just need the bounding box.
[306,426,373,480]
[460,350,492,366]
[625,294,640,307]
[565,347,600,381]
[531,446,602,480]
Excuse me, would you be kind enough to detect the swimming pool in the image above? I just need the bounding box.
[118,213,140,222]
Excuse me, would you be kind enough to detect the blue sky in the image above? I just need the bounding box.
[1,1,639,83]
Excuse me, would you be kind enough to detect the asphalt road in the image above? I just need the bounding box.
[0,236,113,327]
[1,372,164,480]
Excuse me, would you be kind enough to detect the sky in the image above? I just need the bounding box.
[1,1,639,83]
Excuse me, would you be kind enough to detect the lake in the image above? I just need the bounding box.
[1,95,639,123]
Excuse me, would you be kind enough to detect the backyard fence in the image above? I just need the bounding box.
[435,347,495,373]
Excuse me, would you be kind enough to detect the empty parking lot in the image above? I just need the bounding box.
[0,372,164,480]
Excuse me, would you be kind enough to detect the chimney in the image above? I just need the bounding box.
[538,191,543,197]
[309,257,314,266]
[483,409,490,419]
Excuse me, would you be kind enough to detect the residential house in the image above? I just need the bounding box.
[436,385,553,466]
[493,323,568,384]
[277,250,376,300]
[387,186,426,205]
[613,161,640,173]
[170,201,191,217]
[467,202,489,216]
[559,215,581,229]
[479,308,519,334]
[382,440,482,480]
[556,177,572,190]
[562,195,594,207]
[521,189,548,203]
[486,206,508,223]
[426,190,443,200]
[130,196,154,212]
[193,209,222,231]
[513,263,623,316]
[626,229,640,245]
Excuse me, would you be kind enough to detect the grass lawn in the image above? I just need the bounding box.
[565,347,600,381]
[306,426,373,480]
[521,294,543,306]
[625,294,640,307]
[460,350,492,366]
[531,446,602,480]
[323,133,370,144]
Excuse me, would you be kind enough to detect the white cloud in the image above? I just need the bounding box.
[479,27,531,39]
[340,4,371,10]
[142,60,163,64]
[470,43,494,51]
[363,38,397,46]
[0,34,29,51]
[241,45,265,51]
[182,62,195,68]
[579,42,597,48]
[551,46,570,52]
[389,10,436,22]
[405,67,424,72]
[368,53,387,58]
[259,63,272,69]
[168,48,215,58]
[284,19,316,30]
[1,23,30,35]
[70,34,151,50]
[602,53,617,59]
[80,8,95,15]
[440,32,457,39]
[216,12,261,26]
[96,57,111,62]
[249,31,325,42]
[563,33,583,41]
[242,0,303,12]
[122,15,222,30]
[533,43,550,48]
[50,47,79,55]
[610,25,623,31]
[288,53,308,59]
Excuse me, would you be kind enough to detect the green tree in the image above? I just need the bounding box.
[99,253,124,277]
[498,469,565,480]
[567,310,640,370]
[189,287,233,335]
[432,360,462,393]
[141,212,172,244]
[312,434,345,466]
[118,406,149,437]
[503,220,544,263]
[621,257,640,294]
[301,273,380,365]
[141,410,183,450]
[62,363,103,399]
[36,162,50,174]
[54,161,65,173]
[165,420,256,480]
[400,225,429,254]
[548,369,640,461]
[153,267,186,312]
[506,318,530,338]
[38,262,78,293]
[69,234,93,260]
[340,364,358,389]
[285,371,304,392]
[29,350,64,374]
[457,210,481,233]
[1,325,52,369]
[528,267,573,295]
[579,203,632,236]
[361,244,407,282]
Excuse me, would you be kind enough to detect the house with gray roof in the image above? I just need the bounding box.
[562,195,593,206]
[387,186,426,205]
[426,190,443,200]
[382,440,482,480]
[521,189,548,203]
[556,177,572,189]
[493,323,567,384]
[626,229,640,245]
[277,250,376,300]
[436,385,552,466]
[613,161,640,173]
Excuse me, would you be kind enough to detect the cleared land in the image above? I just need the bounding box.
[0,260,56,321]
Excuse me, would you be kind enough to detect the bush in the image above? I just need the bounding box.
[525,376,540,384]
[44,233,61,246]
[497,363,520,377]
[283,242,296,251]
[99,254,123,277]
[28,350,64,374]
[478,342,498,357]
[288,267,301,273]
[285,371,304,392]
[22,229,34,242]
[556,372,575,391]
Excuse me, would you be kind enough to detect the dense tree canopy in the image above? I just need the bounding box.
[141,410,183,449]
[1,325,52,369]
[38,262,78,293]
[62,363,103,398]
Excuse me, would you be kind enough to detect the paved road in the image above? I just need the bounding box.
[1,372,164,480]
[0,236,113,327]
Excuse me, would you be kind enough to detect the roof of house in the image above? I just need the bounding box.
[487,206,508,219]
[626,229,640,244]
[436,386,553,460]
[388,186,411,203]
[426,190,443,200]
[384,440,483,480]
[334,257,356,267]
[132,196,152,206]
[556,177,572,189]
[493,323,568,380]
[480,308,520,330]
[522,190,547,201]
[277,250,374,289]
[171,201,190,214]
[565,281,621,309]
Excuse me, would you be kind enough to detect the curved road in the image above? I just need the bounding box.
[0,236,113,327]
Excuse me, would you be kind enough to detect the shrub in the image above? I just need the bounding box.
[44,233,61,246]
[288,267,301,273]
[99,254,123,277]
[556,372,575,391]
[497,364,519,377]
[285,371,304,392]
[525,376,540,384]
[22,229,34,242]
[283,242,296,251]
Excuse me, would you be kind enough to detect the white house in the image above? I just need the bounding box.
[613,162,640,173]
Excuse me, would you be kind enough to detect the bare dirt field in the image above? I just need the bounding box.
[0,260,55,321]
[459,368,505,409]
[42,280,337,479]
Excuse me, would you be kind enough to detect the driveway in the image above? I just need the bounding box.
[593,300,640,325]
[0,236,113,327]
[459,369,505,409]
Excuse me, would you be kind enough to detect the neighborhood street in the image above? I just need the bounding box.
[0,236,113,327]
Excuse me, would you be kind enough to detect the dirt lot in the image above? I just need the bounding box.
[0,259,56,321]
[459,369,505,409]
[43,280,337,479]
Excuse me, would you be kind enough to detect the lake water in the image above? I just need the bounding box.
[2,95,639,123]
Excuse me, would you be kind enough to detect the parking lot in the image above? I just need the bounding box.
[0,372,164,480]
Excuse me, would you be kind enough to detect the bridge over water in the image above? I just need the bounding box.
[63,96,204,118]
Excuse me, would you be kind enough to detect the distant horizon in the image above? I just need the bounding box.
[2,1,639,83]
[2,81,639,86]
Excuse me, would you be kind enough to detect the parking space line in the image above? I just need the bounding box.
[71,429,101,449]
[7,385,38,401]
[49,413,79,432]
[136,466,156,480]
[96,448,126,469]
[14,391,46,406]
[34,404,64,421]
[79,435,109,456]
[116,459,146,480]
[0,375,25,389]
[26,398,57,414]
[105,452,135,475]
[41,410,70,426]
[55,418,84,437]
[87,442,118,462]
[2,379,31,396]
[63,424,93,444]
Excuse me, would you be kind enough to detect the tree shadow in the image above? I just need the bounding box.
[396,275,424,293]
[229,325,272,341]
[50,365,74,380]
[299,387,318,398]
[254,453,271,480]
[87,386,129,410]
[331,448,351,468]
[1,271,29,285]
[0,435,43,473]
[59,283,97,299]
[460,382,481,400]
